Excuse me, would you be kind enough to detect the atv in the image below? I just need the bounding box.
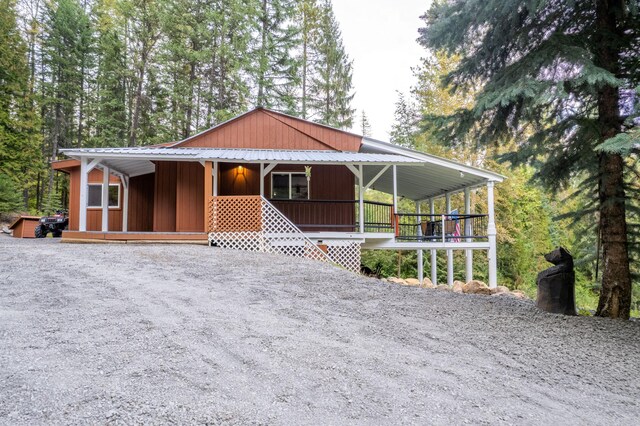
[35,210,68,238]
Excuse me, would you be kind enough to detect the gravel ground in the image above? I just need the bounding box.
[1,235,639,425]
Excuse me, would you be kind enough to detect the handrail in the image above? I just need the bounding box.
[394,212,489,242]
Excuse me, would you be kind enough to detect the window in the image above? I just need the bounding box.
[87,184,120,208]
[271,172,309,199]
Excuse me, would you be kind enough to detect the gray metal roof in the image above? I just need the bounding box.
[60,144,504,200]
[60,147,423,164]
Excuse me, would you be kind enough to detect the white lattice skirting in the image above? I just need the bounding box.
[208,196,361,273]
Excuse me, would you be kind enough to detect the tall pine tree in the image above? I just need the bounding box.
[419,0,640,318]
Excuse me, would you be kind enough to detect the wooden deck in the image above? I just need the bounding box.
[61,231,208,244]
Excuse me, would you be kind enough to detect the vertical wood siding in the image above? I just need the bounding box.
[153,162,177,232]
[218,163,260,196]
[176,162,205,232]
[176,109,362,151]
[128,173,155,232]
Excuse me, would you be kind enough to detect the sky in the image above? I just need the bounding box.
[332,0,433,140]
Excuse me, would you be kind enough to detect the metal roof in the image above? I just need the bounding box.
[60,147,423,166]
[60,143,504,200]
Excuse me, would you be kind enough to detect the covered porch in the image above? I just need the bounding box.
[59,144,503,286]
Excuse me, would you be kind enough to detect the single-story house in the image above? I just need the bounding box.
[54,107,504,286]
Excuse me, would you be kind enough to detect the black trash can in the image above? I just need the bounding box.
[536,247,577,315]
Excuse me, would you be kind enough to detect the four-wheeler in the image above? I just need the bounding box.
[34,210,68,238]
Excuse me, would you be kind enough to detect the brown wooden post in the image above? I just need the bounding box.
[204,161,212,232]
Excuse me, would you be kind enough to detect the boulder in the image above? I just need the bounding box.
[510,290,528,300]
[436,284,451,291]
[491,285,510,295]
[452,280,464,293]
[462,280,492,295]
[422,278,435,288]
[387,277,404,284]
[405,278,421,287]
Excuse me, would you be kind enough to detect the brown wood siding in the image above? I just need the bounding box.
[177,109,362,151]
[176,162,205,232]
[219,163,260,196]
[129,173,155,232]
[153,162,177,232]
[265,164,355,231]
[11,218,39,238]
[67,166,123,231]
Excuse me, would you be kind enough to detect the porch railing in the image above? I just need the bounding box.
[394,213,488,242]
[268,199,394,233]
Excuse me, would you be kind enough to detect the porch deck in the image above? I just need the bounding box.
[61,231,208,244]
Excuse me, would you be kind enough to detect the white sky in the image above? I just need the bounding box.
[332,0,433,140]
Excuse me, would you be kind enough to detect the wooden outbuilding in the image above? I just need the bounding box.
[8,216,41,238]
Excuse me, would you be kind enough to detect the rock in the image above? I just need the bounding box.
[405,278,420,287]
[462,280,492,295]
[422,277,434,288]
[452,280,464,293]
[510,290,528,300]
[491,285,510,295]
[436,284,451,291]
[387,277,404,284]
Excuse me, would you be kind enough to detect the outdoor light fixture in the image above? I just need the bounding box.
[237,165,245,175]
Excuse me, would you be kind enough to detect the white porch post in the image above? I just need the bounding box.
[416,201,423,284]
[430,198,437,285]
[121,176,129,232]
[79,157,88,232]
[392,165,398,211]
[445,192,453,286]
[213,161,218,196]
[487,181,498,288]
[359,165,364,234]
[101,166,110,232]
[464,187,473,282]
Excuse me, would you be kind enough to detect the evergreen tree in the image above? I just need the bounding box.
[360,110,371,137]
[0,0,41,210]
[252,0,300,113]
[296,0,321,119]
[94,0,128,147]
[389,91,418,148]
[41,0,92,189]
[308,0,354,128]
[419,0,640,319]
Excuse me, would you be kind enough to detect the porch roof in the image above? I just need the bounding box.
[60,143,505,201]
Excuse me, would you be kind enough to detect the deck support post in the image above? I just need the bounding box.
[445,192,453,286]
[464,187,472,282]
[101,166,110,232]
[429,198,437,285]
[121,176,129,232]
[213,161,218,197]
[487,181,498,288]
[416,201,423,284]
[359,165,364,234]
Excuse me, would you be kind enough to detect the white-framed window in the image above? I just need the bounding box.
[271,172,309,199]
[87,183,120,208]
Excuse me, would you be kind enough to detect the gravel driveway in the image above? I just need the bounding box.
[1,235,639,425]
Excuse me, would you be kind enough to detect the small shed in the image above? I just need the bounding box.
[8,216,41,238]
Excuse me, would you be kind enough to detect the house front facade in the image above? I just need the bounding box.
[54,107,504,286]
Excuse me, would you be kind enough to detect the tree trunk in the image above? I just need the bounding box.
[129,58,146,147]
[594,0,631,319]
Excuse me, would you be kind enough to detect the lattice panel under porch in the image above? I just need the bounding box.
[324,241,362,273]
